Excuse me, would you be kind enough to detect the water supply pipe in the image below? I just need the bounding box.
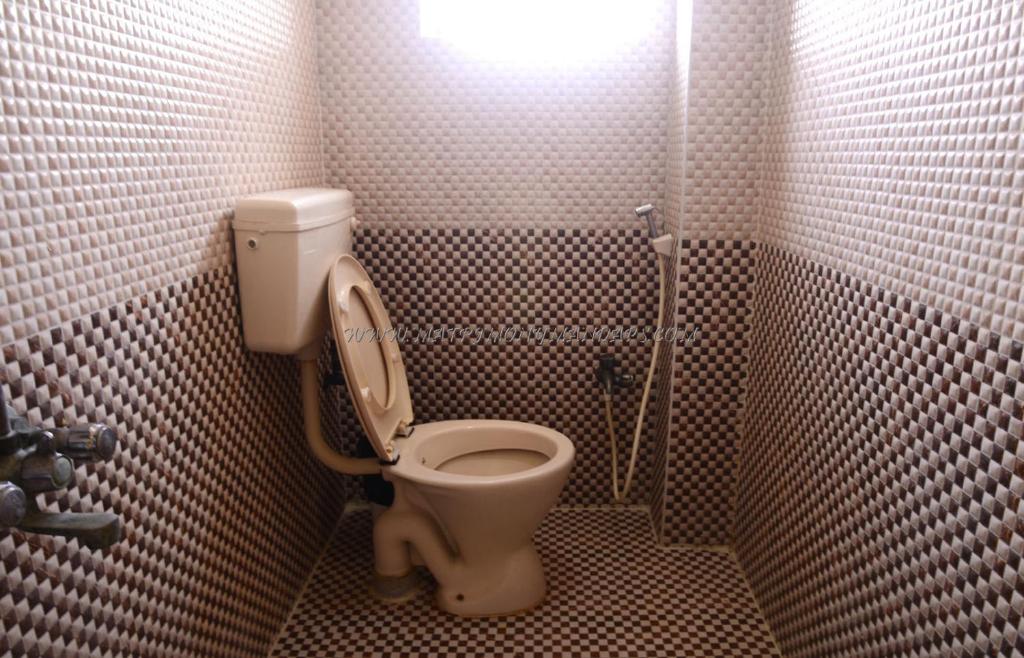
[299,358,380,475]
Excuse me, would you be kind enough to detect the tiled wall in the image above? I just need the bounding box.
[311,0,769,536]
[312,0,771,540]
[647,242,675,532]
[0,0,323,346]
[6,2,1018,656]
[656,0,768,544]
[0,1,340,656]
[665,240,755,545]
[1,270,354,657]
[353,226,663,505]
[739,246,1023,657]
[649,0,687,539]
[757,0,1023,343]
[316,0,672,228]
[316,0,677,507]
[674,0,769,242]
[738,1,1024,655]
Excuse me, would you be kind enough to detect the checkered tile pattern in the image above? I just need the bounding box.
[661,241,755,545]
[656,0,767,540]
[0,0,324,345]
[759,0,1024,342]
[271,506,780,658]
[7,1,1017,656]
[0,267,353,658]
[737,245,1024,658]
[353,226,665,506]
[315,0,671,228]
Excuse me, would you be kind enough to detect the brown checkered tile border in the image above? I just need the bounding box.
[737,244,1024,657]
[0,266,354,658]
[352,229,756,532]
[271,506,781,658]
[0,225,755,657]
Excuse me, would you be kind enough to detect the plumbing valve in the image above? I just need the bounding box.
[595,355,635,395]
[0,387,123,549]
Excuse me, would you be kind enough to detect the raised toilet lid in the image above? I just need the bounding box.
[328,254,413,463]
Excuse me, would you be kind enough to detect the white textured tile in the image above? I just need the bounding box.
[759,0,1024,342]
[0,0,324,344]
[315,0,673,229]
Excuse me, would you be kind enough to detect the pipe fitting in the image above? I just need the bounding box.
[0,389,122,548]
[52,424,117,462]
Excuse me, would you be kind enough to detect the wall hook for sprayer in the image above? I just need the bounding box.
[595,355,635,395]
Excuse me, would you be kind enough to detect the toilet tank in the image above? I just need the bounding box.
[233,188,354,356]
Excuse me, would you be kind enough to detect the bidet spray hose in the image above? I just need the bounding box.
[606,251,666,502]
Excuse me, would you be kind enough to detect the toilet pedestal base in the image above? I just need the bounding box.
[436,544,548,617]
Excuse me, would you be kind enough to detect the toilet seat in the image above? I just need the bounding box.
[328,254,413,463]
[389,419,575,487]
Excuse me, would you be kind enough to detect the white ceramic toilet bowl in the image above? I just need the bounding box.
[326,253,576,617]
[374,419,575,616]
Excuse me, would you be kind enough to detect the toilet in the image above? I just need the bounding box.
[233,188,575,617]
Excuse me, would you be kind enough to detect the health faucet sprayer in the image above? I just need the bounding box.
[597,204,672,502]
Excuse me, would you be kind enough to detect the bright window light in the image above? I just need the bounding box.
[419,0,661,66]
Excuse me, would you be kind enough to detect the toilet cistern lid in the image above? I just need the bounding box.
[327,254,413,463]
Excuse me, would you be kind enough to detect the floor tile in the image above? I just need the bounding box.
[271,506,779,658]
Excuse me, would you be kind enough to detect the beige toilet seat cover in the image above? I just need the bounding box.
[328,254,413,462]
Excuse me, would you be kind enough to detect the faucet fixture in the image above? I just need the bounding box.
[0,387,122,550]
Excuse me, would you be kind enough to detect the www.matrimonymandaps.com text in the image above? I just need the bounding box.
[342,325,701,346]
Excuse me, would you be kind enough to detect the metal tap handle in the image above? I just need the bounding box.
[52,424,118,462]
[20,452,74,493]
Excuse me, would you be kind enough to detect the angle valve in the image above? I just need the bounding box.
[595,354,635,395]
[0,387,123,549]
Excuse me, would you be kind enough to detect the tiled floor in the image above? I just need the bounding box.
[271,506,780,657]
